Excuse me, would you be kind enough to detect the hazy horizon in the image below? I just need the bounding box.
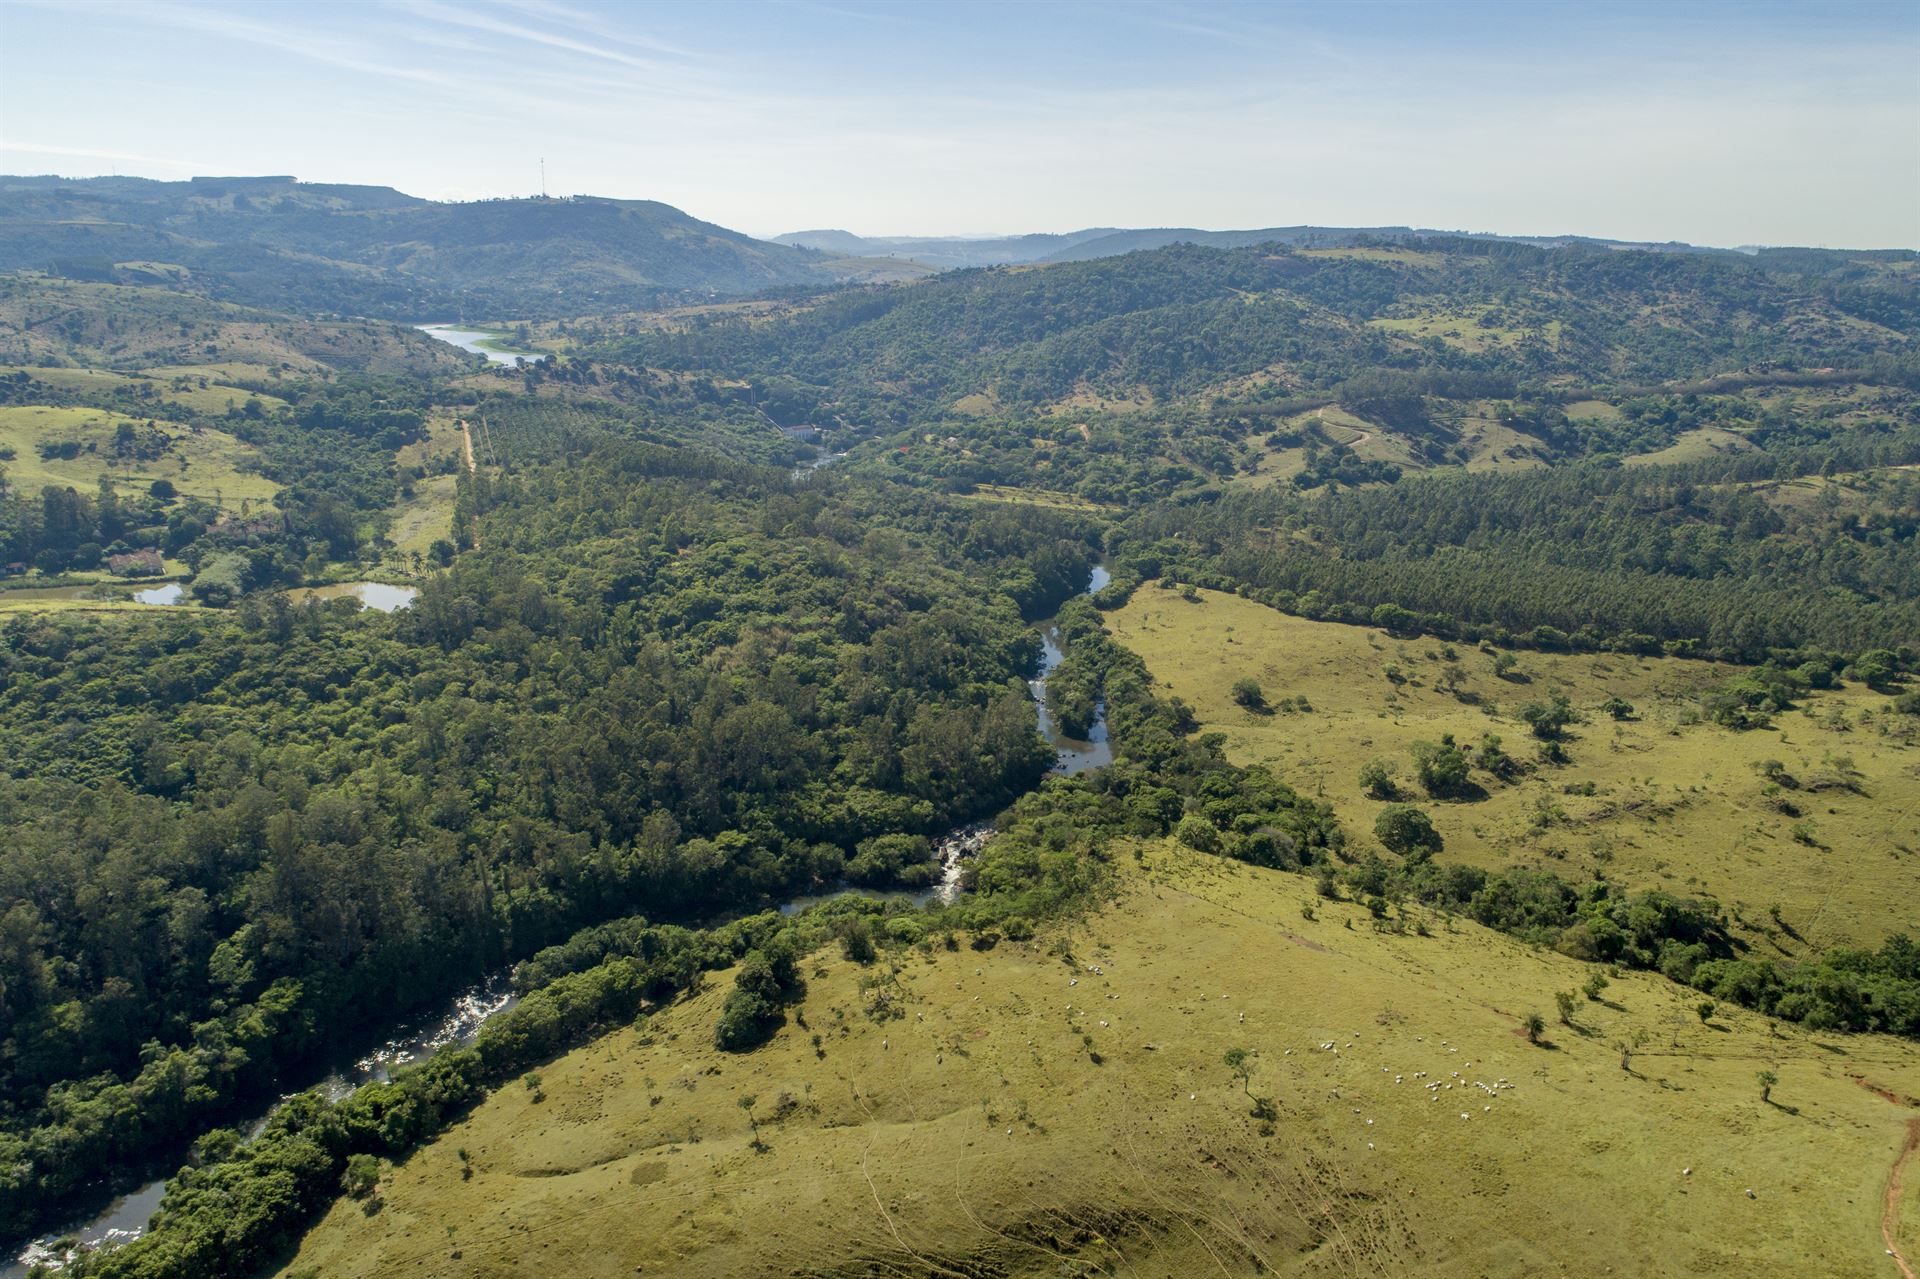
[2,0,1917,249]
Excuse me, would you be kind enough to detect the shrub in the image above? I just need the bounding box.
[1520,693,1578,740]
[1410,736,1472,798]
[1177,814,1221,853]
[1374,805,1442,857]
[1358,758,1397,800]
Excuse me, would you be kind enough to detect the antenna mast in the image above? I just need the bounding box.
[540,157,546,199]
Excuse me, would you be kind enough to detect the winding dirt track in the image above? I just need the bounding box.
[1887,1117,1919,1279]
[1857,1078,1919,1278]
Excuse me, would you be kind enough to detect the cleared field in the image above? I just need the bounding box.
[0,277,466,375]
[1451,413,1552,472]
[1369,306,1562,355]
[1039,383,1157,416]
[1298,246,1447,267]
[0,365,288,415]
[1625,425,1757,467]
[957,483,1117,512]
[279,843,1920,1278]
[1564,399,1626,423]
[386,474,460,565]
[141,361,299,384]
[0,404,277,510]
[0,584,190,615]
[1108,588,1920,956]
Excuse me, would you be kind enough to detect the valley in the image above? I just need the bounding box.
[0,169,1915,1279]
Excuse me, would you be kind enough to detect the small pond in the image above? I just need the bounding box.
[131,583,184,606]
[299,582,419,612]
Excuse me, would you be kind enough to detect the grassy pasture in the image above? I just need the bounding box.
[1369,306,1562,355]
[0,404,277,511]
[1108,588,1920,957]
[0,277,465,375]
[385,474,460,566]
[1298,246,1447,267]
[279,843,1920,1277]
[1563,399,1626,423]
[956,483,1117,512]
[1624,426,1758,467]
[0,364,288,415]
[1450,412,1552,472]
[0,584,190,615]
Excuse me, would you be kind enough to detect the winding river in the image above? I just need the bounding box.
[6,563,1113,1274]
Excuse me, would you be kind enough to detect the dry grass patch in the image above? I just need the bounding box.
[1108,588,1920,955]
[281,844,1920,1278]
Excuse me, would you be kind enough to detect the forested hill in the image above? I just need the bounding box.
[601,238,1918,420]
[0,175,846,318]
[771,224,1791,271]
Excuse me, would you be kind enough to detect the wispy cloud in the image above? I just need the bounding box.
[394,0,687,74]
[0,140,209,172]
[488,0,698,57]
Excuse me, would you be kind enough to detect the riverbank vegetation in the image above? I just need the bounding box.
[0,432,1108,1241]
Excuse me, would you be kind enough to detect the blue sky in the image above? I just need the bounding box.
[2,0,1916,246]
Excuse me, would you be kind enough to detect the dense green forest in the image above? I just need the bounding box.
[1117,432,1920,661]
[601,239,1918,421]
[0,432,1103,1240]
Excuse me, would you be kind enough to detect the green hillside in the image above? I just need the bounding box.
[0,176,851,318]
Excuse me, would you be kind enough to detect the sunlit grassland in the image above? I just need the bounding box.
[1107,588,1920,957]
[0,364,288,415]
[0,404,277,510]
[280,843,1920,1278]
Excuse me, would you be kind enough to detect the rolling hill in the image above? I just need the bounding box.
[601,237,1919,422]
[771,223,1785,271]
[0,175,850,318]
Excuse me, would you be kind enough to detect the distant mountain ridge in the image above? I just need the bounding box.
[772,227,1123,269]
[0,174,848,318]
[774,223,1761,270]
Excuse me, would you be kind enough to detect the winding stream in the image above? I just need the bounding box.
[1032,564,1113,774]
[5,973,516,1275]
[6,563,1113,1274]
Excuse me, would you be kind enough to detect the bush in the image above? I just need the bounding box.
[1519,693,1578,740]
[1229,677,1266,710]
[1410,737,1472,797]
[343,1153,380,1199]
[1374,804,1442,857]
[839,917,877,964]
[1176,814,1221,853]
[1358,758,1397,800]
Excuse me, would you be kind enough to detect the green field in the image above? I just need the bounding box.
[0,404,277,511]
[0,583,190,615]
[0,364,288,415]
[279,843,1920,1278]
[1624,425,1758,467]
[1370,305,1563,355]
[1108,588,1920,955]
